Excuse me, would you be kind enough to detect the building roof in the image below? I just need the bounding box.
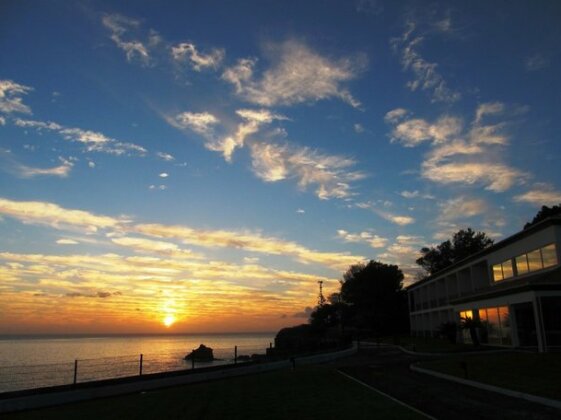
[406,215,561,291]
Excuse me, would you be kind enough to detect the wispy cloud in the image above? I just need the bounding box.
[356,202,415,225]
[0,197,126,233]
[0,79,33,115]
[133,223,364,271]
[0,150,74,178]
[525,53,549,71]
[337,229,388,248]
[14,118,147,156]
[439,196,487,220]
[391,21,461,103]
[250,141,365,200]
[156,152,175,161]
[171,42,225,71]
[56,238,79,245]
[102,14,151,65]
[111,236,204,259]
[513,184,561,206]
[222,40,365,108]
[386,103,527,192]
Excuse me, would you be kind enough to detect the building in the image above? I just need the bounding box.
[406,216,561,352]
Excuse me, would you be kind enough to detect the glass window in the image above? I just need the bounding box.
[498,306,512,345]
[486,307,501,345]
[492,264,503,281]
[527,249,543,271]
[501,260,514,279]
[541,244,558,268]
[460,310,473,320]
[515,254,529,275]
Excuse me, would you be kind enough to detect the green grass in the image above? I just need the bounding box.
[6,366,426,419]
[418,351,561,400]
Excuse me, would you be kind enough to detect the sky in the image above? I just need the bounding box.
[1,0,560,334]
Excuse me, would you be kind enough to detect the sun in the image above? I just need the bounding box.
[163,315,176,327]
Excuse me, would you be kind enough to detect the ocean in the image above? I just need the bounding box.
[0,333,276,393]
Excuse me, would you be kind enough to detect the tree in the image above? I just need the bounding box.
[416,228,494,276]
[339,261,408,334]
[524,204,561,229]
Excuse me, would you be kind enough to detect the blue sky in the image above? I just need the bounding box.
[1,0,560,333]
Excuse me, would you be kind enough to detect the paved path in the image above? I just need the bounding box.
[333,347,560,420]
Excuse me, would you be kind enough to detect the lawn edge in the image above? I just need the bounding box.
[410,363,561,410]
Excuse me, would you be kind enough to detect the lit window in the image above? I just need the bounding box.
[515,254,529,275]
[502,260,514,279]
[527,249,543,271]
[541,244,558,268]
[492,264,503,281]
[460,310,473,320]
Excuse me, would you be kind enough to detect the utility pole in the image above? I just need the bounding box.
[317,280,326,307]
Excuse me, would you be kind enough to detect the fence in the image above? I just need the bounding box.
[0,344,270,394]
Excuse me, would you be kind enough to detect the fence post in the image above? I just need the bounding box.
[234,345,238,364]
[73,359,78,385]
[139,354,143,376]
[191,351,195,370]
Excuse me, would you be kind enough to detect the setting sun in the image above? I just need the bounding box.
[163,315,176,328]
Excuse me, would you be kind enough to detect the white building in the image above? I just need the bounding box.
[406,216,561,352]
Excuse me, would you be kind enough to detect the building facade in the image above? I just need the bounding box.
[407,217,561,352]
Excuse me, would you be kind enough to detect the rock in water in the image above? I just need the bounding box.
[184,344,214,361]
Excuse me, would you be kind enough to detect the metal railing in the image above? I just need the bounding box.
[0,344,270,394]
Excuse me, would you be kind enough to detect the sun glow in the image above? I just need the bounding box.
[163,315,175,327]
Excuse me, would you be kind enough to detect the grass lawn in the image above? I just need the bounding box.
[6,366,426,419]
[418,351,561,400]
[373,335,478,353]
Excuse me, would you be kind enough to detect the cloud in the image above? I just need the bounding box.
[0,116,5,125]
[386,105,526,192]
[353,123,364,133]
[0,79,33,115]
[296,209,305,214]
[250,141,365,200]
[384,108,408,124]
[156,152,175,161]
[133,223,364,271]
[111,236,204,259]
[173,111,220,136]
[439,197,487,220]
[390,116,463,147]
[173,109,286,162]
[400,190,434,200]
[513,184,561,206]
[0,150,73,178]
[391,21,461,103]
[102,14,150,65]
[149,184,167,191]
[525,53,549,71]
[56,239,79,245]
[337,229,388,248]
[171,42,225,71]
[222,40,365,108]
[14,118,147,156]
[0,197,125,233]
[159,172,169,178]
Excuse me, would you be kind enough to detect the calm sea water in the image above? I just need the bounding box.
[0,333,275,393]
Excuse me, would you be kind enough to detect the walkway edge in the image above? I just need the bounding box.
[410,363,561,410]
[337,370,437,420]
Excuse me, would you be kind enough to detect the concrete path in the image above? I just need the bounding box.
[334,347,560,420]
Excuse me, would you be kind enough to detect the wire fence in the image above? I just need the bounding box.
[0,344,269,394]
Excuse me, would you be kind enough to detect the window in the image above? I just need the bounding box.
[477,306,511,346]
[492,264,502,281]
[541,244,558,268]
[527,249,542,271]
[515,254,529,275]
[492,260,514,282]
[492,243,558,282]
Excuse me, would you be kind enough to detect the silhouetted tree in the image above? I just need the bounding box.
[416,228,493,276]
[339,261,408,334]
[524,204,561,229]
